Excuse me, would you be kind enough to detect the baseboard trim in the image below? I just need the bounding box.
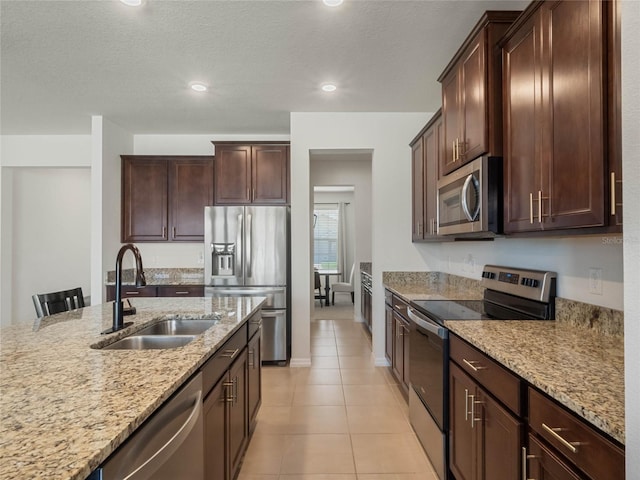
[289,357,312,367]
[374,356,391,367]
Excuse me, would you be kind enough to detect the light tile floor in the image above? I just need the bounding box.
[237,305,439,480]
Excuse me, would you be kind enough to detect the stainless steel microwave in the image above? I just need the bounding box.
[436,156,503,237]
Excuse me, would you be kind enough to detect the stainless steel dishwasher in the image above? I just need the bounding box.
[91,372,204,480]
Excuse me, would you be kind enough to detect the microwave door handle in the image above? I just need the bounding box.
[461,174,480,222]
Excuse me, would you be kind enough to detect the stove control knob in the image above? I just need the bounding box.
[531,279,539,288]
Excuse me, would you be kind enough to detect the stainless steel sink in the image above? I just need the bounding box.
[136,319,219,336]
[103,335,198,350]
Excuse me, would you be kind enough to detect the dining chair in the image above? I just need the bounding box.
[314,271,325,307]
[332,263,355,305]
[32,287,85,319]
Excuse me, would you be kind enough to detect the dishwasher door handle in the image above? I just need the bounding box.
[124,384,202,479]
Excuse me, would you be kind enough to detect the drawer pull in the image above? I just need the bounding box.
[174,291,189,295]
[220,348,240,359]
[394,304,404,311]
[463,359,487,372]
[542,423,579,453]
[125,291,140,295]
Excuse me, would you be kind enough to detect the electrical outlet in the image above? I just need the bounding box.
[197,251,204,265]
[589,268,603,295]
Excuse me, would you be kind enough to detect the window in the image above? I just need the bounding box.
[313,205,338,269]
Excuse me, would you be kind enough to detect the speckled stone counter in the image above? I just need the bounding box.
[445,321,624,445]
[0,296,264,480]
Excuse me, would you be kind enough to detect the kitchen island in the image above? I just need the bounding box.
[0,296,264,480]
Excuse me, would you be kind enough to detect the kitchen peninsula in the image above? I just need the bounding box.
[0,296,265,480]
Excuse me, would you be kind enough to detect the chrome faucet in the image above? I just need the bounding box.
[102,243,146,334]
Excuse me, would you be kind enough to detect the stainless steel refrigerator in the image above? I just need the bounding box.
[204,206,289,363]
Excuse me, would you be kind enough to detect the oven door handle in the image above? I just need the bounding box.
[408,308,448,338]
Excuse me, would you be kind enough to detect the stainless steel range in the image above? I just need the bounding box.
[407,265,557,480]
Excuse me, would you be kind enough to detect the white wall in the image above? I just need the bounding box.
[416,236,624,310]
[0,135,91,326]
[623,0,640,473]
[91,117,133,305]
[11,168,91,324]
[290,112,430,366]
[131,134,290,268]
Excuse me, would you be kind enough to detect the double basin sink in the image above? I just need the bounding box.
[103,318,219,350]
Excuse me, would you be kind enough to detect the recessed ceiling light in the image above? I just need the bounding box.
[321,84,337,92]
[120,0,143,6]
[190,82,208,92]
[323,0,344,6]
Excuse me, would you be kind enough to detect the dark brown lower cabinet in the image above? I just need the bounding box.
[526,434,582,480]
[105,284,204,301]
[247,327,262,433]
[449,362,522,480]
[204,350,248,480]
[384,302,394,363]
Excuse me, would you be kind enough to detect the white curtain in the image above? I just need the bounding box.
[336,202,348,281]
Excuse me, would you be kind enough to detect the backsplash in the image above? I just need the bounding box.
[106,268,204,285]
[555,297,623,336]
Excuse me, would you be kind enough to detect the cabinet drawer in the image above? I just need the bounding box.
[449,334,522,415]
[157,285,204,297]
[384,289,393,306]
[528,387,624,480]
[527,433,582,479]
[202,323,248,396]
[392,295,410,318]
[247,311,262,340]
[106,285,157,301]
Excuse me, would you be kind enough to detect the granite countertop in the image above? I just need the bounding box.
[383,278,624,445]
[0,296,265,480]
[105,268,205,286]
[445,321,624,445]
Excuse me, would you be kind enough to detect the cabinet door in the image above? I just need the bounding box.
[460,31,487,162]
[228,352,248,480]
[441,68,461,176]
[527,434,582,480]
[541,0,605,230]
[122,157,168,242]
[252,145,288,204]
[411,137,425,240]
[392,313,404,383]
[170,158,214,241]
[449,363,475,480]
[423,114,442,237]
[478,388,522,480]
[385,304,394,363]
[215,145,252,204]
[247,330,262,432]
[204,378,227,480]
[503,12,543,233]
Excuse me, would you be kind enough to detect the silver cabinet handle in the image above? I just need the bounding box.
[174,291,189,295]
[538,190,543,223]
[463,359,487,372]
[452,140,456,163]
[541,423,579,453]
[125,291,140,295]
[464,388,469,421]
[220,348,240,359]
[469,394,476,428]
[611,172,616,216]
[529,193,534,224]
[162,226,167,238]
[522,446,537,480]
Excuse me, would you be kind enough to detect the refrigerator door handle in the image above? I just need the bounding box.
[237,213,243,281]
[247,213,252,278]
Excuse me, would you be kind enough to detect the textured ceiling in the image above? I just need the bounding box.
[0,0,528,135]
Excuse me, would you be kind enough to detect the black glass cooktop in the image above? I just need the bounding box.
[409,300,491,323]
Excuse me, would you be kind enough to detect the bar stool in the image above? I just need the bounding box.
[32,287,85,319]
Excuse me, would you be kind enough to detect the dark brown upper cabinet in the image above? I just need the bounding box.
[410,109,443,241]
[438,11,521,177]
[213,142,289,205]
[121,156,214,242]
[502,0,621,234]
